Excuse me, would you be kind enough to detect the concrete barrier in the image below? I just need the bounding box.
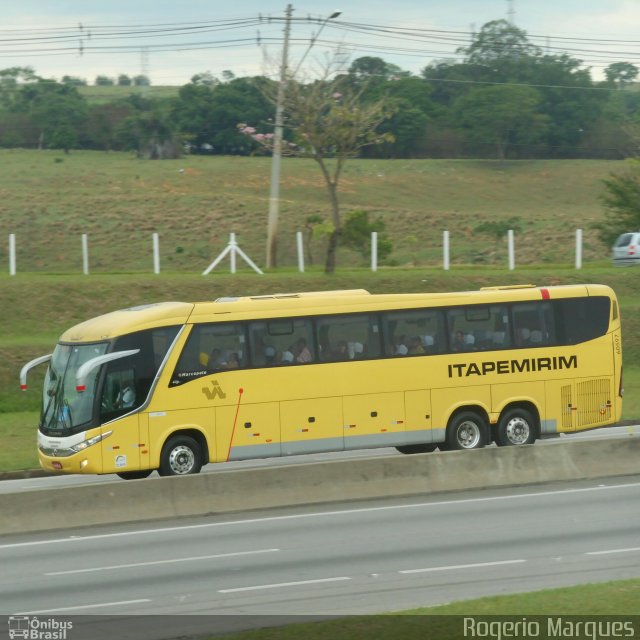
[3,436,639,535]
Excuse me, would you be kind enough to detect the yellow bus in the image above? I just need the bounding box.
[21,284,623,480]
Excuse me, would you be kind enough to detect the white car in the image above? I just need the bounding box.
[612,232,640,266]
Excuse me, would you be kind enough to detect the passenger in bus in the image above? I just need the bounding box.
[226,353,241,369]
[294,337,312,363]
[207,348,227,370]
[348,341,364,359]
[332,340,349,360]
[516,328,531,347]
[452,330,466,351]
[279,348,295,364]
[254,336,276,366]
[530,330,543,344]
[421,334,438,353]
[409,336,425,354]
[116,384,136,409]
[391,335,408,355]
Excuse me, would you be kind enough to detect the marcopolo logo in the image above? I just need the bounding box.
[8,616,73,640]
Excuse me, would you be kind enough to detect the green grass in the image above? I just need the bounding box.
[0,412,39,472]
[0,150,631,273]
[77,84,180,104]
[202,579,640,640]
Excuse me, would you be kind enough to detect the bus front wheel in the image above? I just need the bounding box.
[444,411,487,450]
[496,408,537,446]
[159,435,203,476]
[396,444,438,454]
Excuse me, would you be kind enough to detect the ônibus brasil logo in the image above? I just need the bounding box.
[8,616,73,640]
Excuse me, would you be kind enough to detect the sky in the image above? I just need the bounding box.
[2,1,640,85]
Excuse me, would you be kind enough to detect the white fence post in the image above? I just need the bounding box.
[230,232,237,274]
[152,233,160,274]
[575,228,583,269]
[508,229,515,270]
[9,233,16,276]
[443,230,450,271]
[296,231,305,273]
[82,234,89,275]
[371,231,378,272]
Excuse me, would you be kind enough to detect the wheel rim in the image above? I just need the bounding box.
[168,445,196,474]
[456,420,481,448]
[505,417,530,445]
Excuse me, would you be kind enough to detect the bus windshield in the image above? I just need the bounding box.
[41,342,109,434]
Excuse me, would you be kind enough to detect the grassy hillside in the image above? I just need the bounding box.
[77,84,180,104]
[0,150,629,274]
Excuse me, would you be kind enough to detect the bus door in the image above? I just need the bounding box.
[99,367,146,473]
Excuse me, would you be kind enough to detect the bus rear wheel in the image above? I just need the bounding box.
[117,470,153,480]
[444,411,487,450]
[159,435,203,476]
[497,408,537,446]
[395,444,438,454]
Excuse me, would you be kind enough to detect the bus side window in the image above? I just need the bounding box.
[447,305,509,352]
[383,308,445,357]
[512,301,555,348]
[315,313,375,362]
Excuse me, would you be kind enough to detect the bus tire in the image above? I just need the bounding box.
[117,470,153,480]
[444,411,487,450]
[159,435,203,476]
[395,444,438,454]
[497,408,537,446]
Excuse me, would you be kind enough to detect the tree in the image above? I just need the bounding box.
[240,61,395,273]
[341,210,393,264]
[460,19,542,73]
[95,75,114,86]
[175,77,272,155]
[62,75,87,87]
[190,71,218,86]
[474,217,522,262]
[0,67,38,109]
[605,62,639,89]
[12,80,87,152]
[596,162,640,245]
[117,74,132,86]
[133,75,151,87]
[116,96,181,159]
[453,84,548,159]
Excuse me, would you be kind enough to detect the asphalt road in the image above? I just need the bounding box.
[1,477,639,639]
[2,423,639,494]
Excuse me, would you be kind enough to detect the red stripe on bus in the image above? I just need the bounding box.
[540,288,550,299]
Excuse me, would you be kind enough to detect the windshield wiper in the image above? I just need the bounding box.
[42,375,62,428]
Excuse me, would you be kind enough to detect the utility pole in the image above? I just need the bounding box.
[507,0,516,25]
[266,4,293,269]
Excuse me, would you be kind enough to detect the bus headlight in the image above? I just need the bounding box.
[70,431,113,453]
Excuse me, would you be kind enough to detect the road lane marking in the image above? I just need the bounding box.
[585,547,640,556]
[399,559,526,574]
[44,548,280,576]
[2,481,639,550]
[219,576,351,593]
[17,599,151,614]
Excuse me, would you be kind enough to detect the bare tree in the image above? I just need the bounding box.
[241,58,394,273]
